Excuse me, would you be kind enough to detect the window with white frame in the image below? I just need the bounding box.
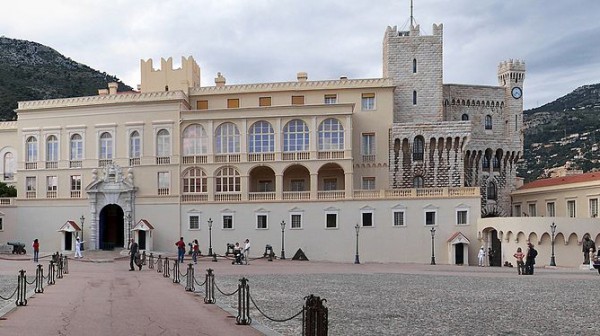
[70,175,81,192]
[26,176,36,191]
[129,130,141,159]
[425,211,436,225]
[46,176,57,191]
[546,202,556,217]
[189,215,200,230]
[362,177,376,190]
[318,118,344,151]
[248,121,275,153]
[26,136,38,162]
[222,214,234,229]
[158,172,170,195]
[567,200,576,218]
[46,135,59,162]
[156,129,171,157]
[215,166,240,192]
[514,204,522,217]
[215,122,240,154]
[256,213,268,229]
[3,152,15,180]
[393,210,405,226]
[590,198,598,218]
[99,132,113,160]
[182,124,208,155]
[361,93,375,110]
[290,213,302,229]
[528,203,537,217]
[324,94,337,104]
[325,209,339,229]
[361,133,375,161]
[361,209,374,227]
[283,119,309,152]
[456,210,468,225]
[70,134,83,161]
[182,168,207,193]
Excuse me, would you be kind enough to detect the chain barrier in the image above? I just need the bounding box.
[16,269,27,306]
[236,277,251,325]
[172,260,180,283]
[302,295,328,336]
[214,279,240,297]
[35,264,44,293]
[47,260,56,285]
[249,292,303,323]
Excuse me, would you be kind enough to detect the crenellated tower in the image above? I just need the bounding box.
[140,56,201,93]
[498,59,526,144]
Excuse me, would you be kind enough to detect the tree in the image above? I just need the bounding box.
[0,182,16,197]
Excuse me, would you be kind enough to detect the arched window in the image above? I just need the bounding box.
[156,129,170,157]
[482,155,491,169]
[283,119,309,152]
[461,114,469,121]
[492,156,500,170]
[487,182,497,200]
[130,131,141,158]
[412,58,417,73]
[413,91,417,105]
[413,176,424,188]
[3,152,15,179]
[26,136,38,162]
[99,132,113,159]
[318,118,344,151]
[182,168,207,193]
[485,115,493,130]
[46,135,58,162]
[215,122,240,154]
[182,124,208,155]
[70,134,83,161]
[248,121,274,153]
[215,166,240,192]
[413,136,424,161]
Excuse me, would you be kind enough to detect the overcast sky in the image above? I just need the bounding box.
[1,0,599,109]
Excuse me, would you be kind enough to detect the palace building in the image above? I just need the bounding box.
[0,21,526,265]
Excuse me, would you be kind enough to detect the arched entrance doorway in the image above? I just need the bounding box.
[490,229,502,266]
[455,243,464,265]
[99,204,124,250]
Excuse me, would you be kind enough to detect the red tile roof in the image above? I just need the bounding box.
[518,172,600,190]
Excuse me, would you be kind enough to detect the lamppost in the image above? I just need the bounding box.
[430,227,436,265]
[354,223,360,264]
[208,218,217,262]
[126,213,132,249]
[550,222,557,266]
[80,215,85,251]
[280,220,286,260]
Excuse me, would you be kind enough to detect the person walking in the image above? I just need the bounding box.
[129,238,139,271]
[513,247,525,275]
[32,239,40,263]
[525,242,537,275]
[477,246,485,267]
[192,239,199,264]
[74,237,83,258]
[175,237,186,263]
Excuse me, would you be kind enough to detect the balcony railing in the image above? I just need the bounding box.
[3,173,14,181]
[71,191,82,198]
[25,162,37,170]
[318,151,344,160]
[317,190,346,200]
[181,194,208,203]
[45,161,58,169]
[283,191,310,200]
[282,152,310,161]
[99,159,112,167]
[215,154,241,163]
[182,155,207,164]
[70,160,82,168]
[129,158,140,166]
[214,193,242,202]
[157,188,170,196]
[26,191,36,199]
[156,157,171,165]
[249,192,276,201]
[248,153,275,162]
[362,154,376,162]
[46,191,57,198]
[0,198,14,205]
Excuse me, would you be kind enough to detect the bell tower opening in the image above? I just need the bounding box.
[99,204,125,250]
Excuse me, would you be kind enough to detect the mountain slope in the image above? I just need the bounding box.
[0,37,132,120]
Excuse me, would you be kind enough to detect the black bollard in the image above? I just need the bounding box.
[204,268,215,304]
[35,264,44,293]
[149,253,154,269]
[302,295,329,336]
[63,256,69,274]
[173,259,180,283]
[16,269,28,306]
[185,264,194,291]
[157,255,163,273]
[163,257,170,278]
[47,260,55,285]
[236,277,252,325]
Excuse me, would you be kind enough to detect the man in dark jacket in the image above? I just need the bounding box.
[525,242,537,275]
[129,238,139,271]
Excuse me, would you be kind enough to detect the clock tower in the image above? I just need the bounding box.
[498,59,526,143]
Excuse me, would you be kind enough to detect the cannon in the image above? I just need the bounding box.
[7,241,26,255]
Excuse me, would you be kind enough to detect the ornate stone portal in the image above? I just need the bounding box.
[85,164,137,250]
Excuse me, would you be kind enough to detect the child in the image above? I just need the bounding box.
[513,247,525,275]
